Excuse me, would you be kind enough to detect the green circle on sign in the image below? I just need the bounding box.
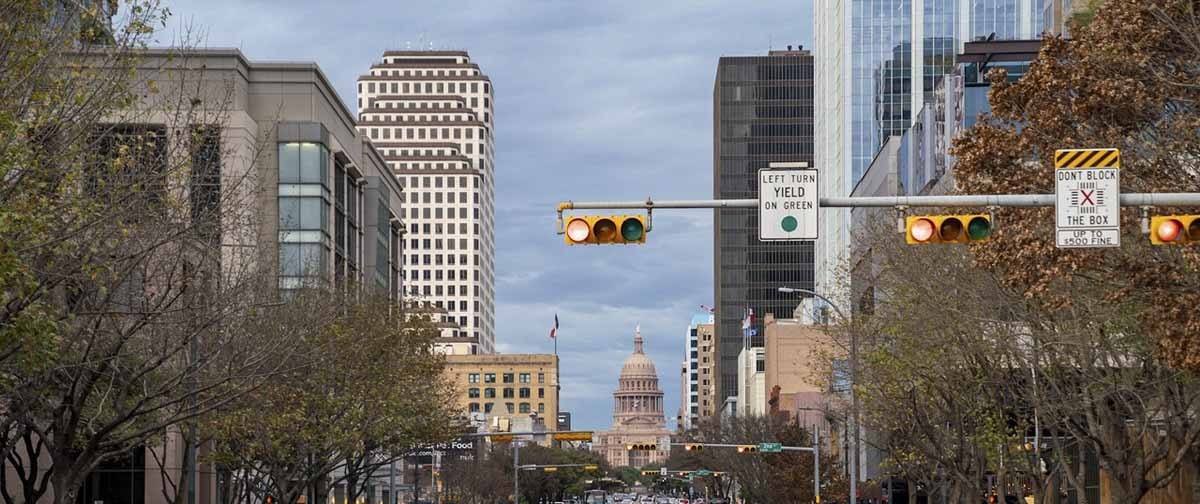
[781,216,798,232]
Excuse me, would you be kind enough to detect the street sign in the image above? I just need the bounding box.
[758,442,783,453]
[694,470,712,477]
[759,163,818,241]
[660,467,668,476]
[1055,148,1121,248]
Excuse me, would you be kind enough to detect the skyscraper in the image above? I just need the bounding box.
[813,0,1042,302]
[680,312,716,430]
[713,48,815,404]
[356,50,497,352]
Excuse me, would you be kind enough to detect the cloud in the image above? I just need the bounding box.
[164,0,813,431]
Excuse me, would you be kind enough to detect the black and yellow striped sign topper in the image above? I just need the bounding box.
[1055,148,1120,169]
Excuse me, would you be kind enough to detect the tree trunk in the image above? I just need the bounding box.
[48,463,87,504]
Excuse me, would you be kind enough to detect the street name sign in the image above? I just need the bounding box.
[758,442,783,453]
[759,162,818,241]
[1055,148,1121,248]
[694,470,712,477]
[660,467,668,476]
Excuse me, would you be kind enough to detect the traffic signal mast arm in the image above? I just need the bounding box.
[669,442,814,453]
[557,193,1200,240]
[556,192,1200,214]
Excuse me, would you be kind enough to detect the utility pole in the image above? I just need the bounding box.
[513,441,520,504]
[814,428,821,504]
[778,287,851,503]
[389,460,396,504]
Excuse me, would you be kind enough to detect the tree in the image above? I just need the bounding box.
[205,291,460,504]
[951,0,1200,371]
[945,0,1200,502]
[0,2,304,503]
[671,415,844,504]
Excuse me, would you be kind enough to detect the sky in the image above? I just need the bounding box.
[163,0,814,431]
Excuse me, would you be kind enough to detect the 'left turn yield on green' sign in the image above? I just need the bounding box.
[759,162,818,241]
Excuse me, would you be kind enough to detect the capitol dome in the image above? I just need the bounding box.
[592,325,670,468]
[620,330,658,378]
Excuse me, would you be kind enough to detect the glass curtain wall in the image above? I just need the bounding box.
[278,142,331,291]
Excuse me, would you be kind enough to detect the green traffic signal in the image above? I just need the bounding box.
[620,218,645,241]
[967,216,992,240]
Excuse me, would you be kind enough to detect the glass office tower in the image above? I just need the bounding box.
[713,48,815,404]
[814,0,1042,303]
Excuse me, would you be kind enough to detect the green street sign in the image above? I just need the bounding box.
[694,469,712,477]
[758,442,783,453]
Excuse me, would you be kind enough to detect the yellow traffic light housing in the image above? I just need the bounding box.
[563,215,648,245]
[684,444,704,451]
[906,214,993,244]
[625,443,657,451]
[583,464,599,471]
[736,445,758,453]
[1150,215,1200,245]
[543,467,558,473]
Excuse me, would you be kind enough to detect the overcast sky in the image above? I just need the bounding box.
[164,0,813,431]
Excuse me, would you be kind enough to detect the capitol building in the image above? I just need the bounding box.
[592,327,672,467]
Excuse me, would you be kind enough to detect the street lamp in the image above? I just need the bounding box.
[776,286,858,503]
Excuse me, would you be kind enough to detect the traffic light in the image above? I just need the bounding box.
[736,445,758,453]
[563,215,647,245]
[583,464,599,471]
[543,467,558,473]
[684,444,704,451]
[1150,215,1200,245]
[905,214,993,244]
[626,443,657,451]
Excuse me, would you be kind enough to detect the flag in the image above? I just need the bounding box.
[549,314,559,339]
[741,307,755,329]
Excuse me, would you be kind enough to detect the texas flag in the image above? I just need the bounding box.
[549,314,559,339]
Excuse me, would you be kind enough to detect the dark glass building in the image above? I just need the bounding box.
[713,48,815,404]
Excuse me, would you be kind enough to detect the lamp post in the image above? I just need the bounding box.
[777,286,856,504]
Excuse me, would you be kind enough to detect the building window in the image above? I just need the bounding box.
[484,388,496,398]
[468,403,480,412]
[538,388,545,399]
[537,373,545,383]
[484,373,496,383]
[468,388,480,398]
[505,403,515,414]
[503,388,514,399]
[519,403,531,414]
[538,403,545,413]
[519,373,530,384]
[278,142,330,291]
[468,373,479,384]
[502,373,514,384]
[519,388,530,399]
[484,403,493,413]
[189,126,221,242]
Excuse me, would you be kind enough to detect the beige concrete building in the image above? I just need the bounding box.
[2,47,406,504]
[593,328,672,468]
[737,346,766,417]
[444,354,559,434]
[355,50,497,353]
[762,313,838,430]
